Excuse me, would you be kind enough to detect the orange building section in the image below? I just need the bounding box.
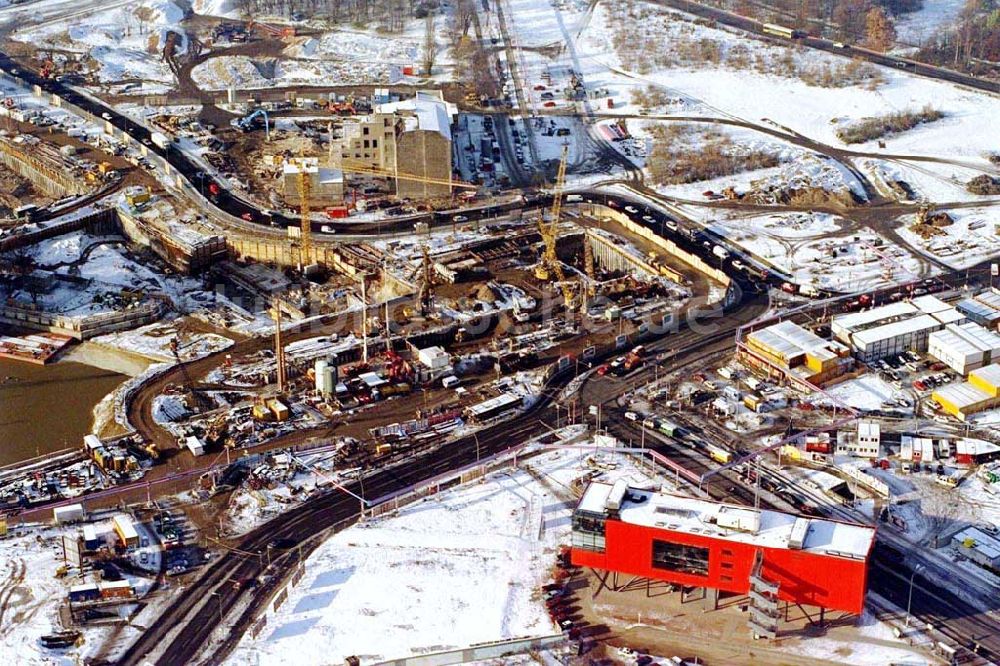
[570,482,875,615]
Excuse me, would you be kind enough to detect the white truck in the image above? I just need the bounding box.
[799,284,821,298]
[712,245,730,260]
[150,131,171,151]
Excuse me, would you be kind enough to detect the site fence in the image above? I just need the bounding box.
[373,634,566,666]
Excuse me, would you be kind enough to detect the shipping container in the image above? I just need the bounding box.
[68,583,100,603]
[53,503,85,524]
[99,580,134,599]
[707,444,732,464]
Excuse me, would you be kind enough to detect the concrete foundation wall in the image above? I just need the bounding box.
[0,140,87,197]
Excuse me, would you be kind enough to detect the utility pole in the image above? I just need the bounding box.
[361,276,369,363]
[272,300,286,393]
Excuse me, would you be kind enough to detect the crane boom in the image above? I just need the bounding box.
[336,162,475,189]
[535,145,574,309]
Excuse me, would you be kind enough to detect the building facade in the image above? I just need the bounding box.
[570,482,875,615]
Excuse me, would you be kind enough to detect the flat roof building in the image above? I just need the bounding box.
[743,321,852,386]
[571,482,875,615]
[832,302,943,363]
[112,514,139,549]
[952,527,1000,570]
[928,323,1000,375]
[970,363,1000,397]
[957,297,1000,329]
[933,382,999,421]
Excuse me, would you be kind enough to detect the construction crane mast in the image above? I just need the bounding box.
[415,243,434,315]
[271,299,287,393]
[535,144,574,310]
[584,230,596,301]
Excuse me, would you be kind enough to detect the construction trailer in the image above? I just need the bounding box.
[112,514,139,549]
[570,482,875,617]
[53,503,86,524]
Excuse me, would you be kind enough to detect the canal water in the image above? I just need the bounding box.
[0,348,135,466]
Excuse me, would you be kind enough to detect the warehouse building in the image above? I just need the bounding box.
[928,322,1000,375]
[742,320,852,386]
[571,482,875,615]
[957,294,1000,329]
[933,363,1000,420]
[832,302,946,363]
[911,294,966,326]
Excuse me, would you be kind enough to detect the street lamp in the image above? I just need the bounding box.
[905,564,924,628]
[210,590,225,626]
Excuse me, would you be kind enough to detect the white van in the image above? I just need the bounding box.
[442,376,460,388]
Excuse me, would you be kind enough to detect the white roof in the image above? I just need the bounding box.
[956,438,1000,456]
[419,345,448,357]
[932,308,966,325]
[358,371,388,388]
[858,420,880,439]
[748,320,842,364]
[975,291,1000,310]
[852,314,940,347]
[934,382,992,408]
[971,363,1000,389]
[953,527,1000,561]
[376,95,454,141]
[911,294,951,314]
[467,392,521,416]
[833,302,918,333]
[576,483,875,559]
[949,324,1000,354]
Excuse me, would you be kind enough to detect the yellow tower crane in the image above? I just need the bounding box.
[534,144,574,310]
[584,230,596,300]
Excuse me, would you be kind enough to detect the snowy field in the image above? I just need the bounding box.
[897,206,1000,270]
[812,374,912,414]
[713,222,930,293]
[10,1,186,92]
[894,0,966,47]
[226,443,675,664]
[92,321,233,362]
[503,0,1000,197]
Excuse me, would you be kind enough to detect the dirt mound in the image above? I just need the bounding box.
[967,174,1000,196]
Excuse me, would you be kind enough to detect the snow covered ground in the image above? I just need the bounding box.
[11,1,185,92]
[897,206,1000,270]
[225,441,676,664]
[894,0,966,47]
[714,221,929,292]
[813,374,912,414]
[91,321,233,363]
[503,0,1000,195]
[0,522,140,665]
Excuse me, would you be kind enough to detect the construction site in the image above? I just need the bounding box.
[5,0,1000,664]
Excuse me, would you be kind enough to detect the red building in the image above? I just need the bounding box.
[571,481,875,615]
